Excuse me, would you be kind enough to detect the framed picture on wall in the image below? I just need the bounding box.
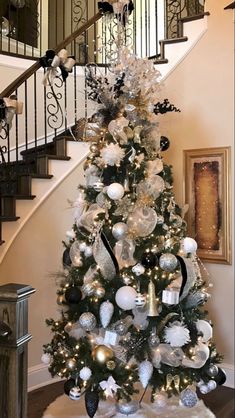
[183,147,231,264]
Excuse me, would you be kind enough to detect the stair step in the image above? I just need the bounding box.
[21,142,54,156]
[0,240,5,245]
[179,12,210,24]
[160,36,188,45]
[0,216,20,222]
[31,173,53,179]
[1,194,36,200]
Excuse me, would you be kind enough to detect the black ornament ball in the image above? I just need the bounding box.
[141,252,158,269]
[85,390,99,418]
[64,378,75,396]
[160,136,170,151]
[62,248,72,267]
[65,287,82,304]
[214,367,227,386]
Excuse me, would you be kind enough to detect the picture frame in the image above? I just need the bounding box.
[183,147,231,264]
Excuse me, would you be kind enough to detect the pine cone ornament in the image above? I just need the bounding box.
[85,390,99,418]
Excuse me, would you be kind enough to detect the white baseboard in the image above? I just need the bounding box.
[28,363,64,392]
[28,362,235,392]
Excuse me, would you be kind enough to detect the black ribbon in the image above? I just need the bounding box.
[0,146,7,163]
[100,231,119,275]
[98,1,134,25]
[0,98,6,121]
[176,255,187,297]
[40,49,75,82]
[154,99,181,115]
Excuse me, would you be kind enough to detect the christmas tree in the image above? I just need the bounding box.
[42,4,225,417]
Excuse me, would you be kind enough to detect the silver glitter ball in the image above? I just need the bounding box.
[207,364,219,377]
[159,253,178,272]
[116,400,139,415]
[180,389,198,408]
[112,222,128,240]
[81,282,95,296]
[148,333,160,348]
[79,312,97,331]
[115,321,128,336]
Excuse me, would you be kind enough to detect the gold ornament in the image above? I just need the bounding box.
[90,143,99,154]
[106,360,116,370]
[57,294,65,305]
[92,345,114,364]
[66,358,76,370]
[146,280,159,317]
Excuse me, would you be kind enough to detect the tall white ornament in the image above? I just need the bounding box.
[138,360,153,389]
[100,301,114,328]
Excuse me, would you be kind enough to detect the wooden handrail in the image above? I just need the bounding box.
[0,11,102,98]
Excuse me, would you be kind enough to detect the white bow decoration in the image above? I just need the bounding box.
[100,376,121,397]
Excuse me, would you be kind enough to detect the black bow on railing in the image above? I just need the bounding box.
[40,49,76,85]
[154,99,181,115]
[98,1,134,25]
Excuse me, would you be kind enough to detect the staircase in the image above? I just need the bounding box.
[0,1,209,261]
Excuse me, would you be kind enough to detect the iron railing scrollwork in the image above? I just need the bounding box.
[165,0,204,38]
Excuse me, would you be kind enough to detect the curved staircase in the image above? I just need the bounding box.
[0,1,209,262]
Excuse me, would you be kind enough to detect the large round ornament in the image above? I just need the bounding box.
[116,400,139,415]
[127,207,158,238]
[85,390,99,418]
[79,312,97,331]
[141,252,158,269]
[107,183,124,200]
[179,388,198,408]
[115,286,138,311]
[92,345,114,364]
[69,386,81,400]
[214,367,226,385]
[112,222,128,240]
[65,287,82,304]
[160,136,170,151]
[207,364,219,378]
[159,253,178,272]
[64,378,75,396]
[183,237,198,253]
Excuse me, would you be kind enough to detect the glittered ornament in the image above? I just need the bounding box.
[153,393,167,408]
[92,345,114,364]
[64,378,75,396]
[127,207,158,237]
[132,263,145,276]
[66,358,76,370]
[141,252,158,269]
[99,301,114,328]
[115,286,137,310]
[164,322,191,347]
[135,293,146,307]
[107,183,125,200]
[85,390,99,418]
[148,332,160,348]
[69,386,81,400]
[207,364,219,378]
[179,388,198,408]
[41,353,51,365]
[79,312,97,331]
[79,366,92,381]
[115,321,129,336]
[65,287,82,304]
[160,136,170,151]
[138,360,153,389]
[116,400,139,415]
[159,253,178,272]
[112,222,128,240]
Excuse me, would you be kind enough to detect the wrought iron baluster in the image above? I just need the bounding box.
[24,80,28,150]
[15,89,19,162]
[74,59,77,125]
[43,69,48,145]
[34,72,37,149]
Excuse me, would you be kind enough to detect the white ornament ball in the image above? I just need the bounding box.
[132,263,145,276]
[183,237,198,253]
[199,384,210,394]
[107,183,124,200]
[115,286,138,310]
[112,222,128,240]
[207,380,217,391]
[41,353,51,365]
[79,366,92,381]
[69,386,81,400]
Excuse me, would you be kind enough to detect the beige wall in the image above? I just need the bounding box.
[160,0,234,365]
[0,0,234,381]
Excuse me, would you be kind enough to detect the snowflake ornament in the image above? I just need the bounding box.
[100,143,125,166]
[164,321,191,347]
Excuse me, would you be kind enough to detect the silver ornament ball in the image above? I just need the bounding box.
[112,222,128,240]
[148,333,160,348]
[159,253,178,272]
[116,400,139,415]
[207,380,217,391]
[207,364,219,377]
[180,389,198,408]
[199,384,210,394]
[79,312,97,331]
[115,321,128,336]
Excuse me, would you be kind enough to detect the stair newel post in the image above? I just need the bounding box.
[0,283,36,418]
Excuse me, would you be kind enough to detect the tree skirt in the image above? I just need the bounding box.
[42,395,216,418]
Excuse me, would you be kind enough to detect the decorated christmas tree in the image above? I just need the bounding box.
[42,4,225,417]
